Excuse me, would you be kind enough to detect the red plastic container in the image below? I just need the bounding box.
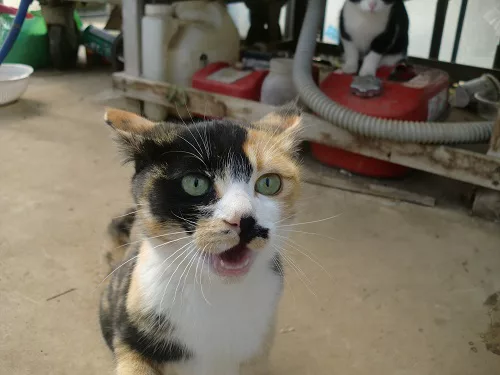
[192,62,269,101]
[312,65,449,178]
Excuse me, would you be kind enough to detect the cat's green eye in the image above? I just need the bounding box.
[255,174,282,196]
[181,174,211,196]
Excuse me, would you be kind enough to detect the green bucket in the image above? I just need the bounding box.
[0,10,82,69]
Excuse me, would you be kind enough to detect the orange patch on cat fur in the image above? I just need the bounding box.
[104,107,156,134]
[243,127,301,224]
[244,129,300,179]
[194,218,240,253]
[114,340,162,374]
[126,244,147,314]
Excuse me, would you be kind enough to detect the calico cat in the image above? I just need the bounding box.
[339,0,409,76]
[99,106,302,375]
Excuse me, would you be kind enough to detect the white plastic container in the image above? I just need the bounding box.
[0,64,34,106]
[141,4,178,121]
[141,1,240,120]
[260,58,296,106]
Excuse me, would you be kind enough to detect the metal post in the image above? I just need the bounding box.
[121,0,144,114]
[292,0,307,43]
[429,0,449,59]
[451,0,468,63]
[493,43,500,69]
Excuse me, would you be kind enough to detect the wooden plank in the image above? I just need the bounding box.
[472,109,500,220]
[302,158,436,207]
[488,109,500,158]
[112,72,500,192]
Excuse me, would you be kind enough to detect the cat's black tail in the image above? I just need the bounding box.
[106,207,136,269]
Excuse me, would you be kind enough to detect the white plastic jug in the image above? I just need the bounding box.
[141,1,240,120]
[166,1,240,87]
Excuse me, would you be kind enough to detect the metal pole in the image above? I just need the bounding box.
[451,0,468,63]
[292,0,307,43]
[429,0,449,59]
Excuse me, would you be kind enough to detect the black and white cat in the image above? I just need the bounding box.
[339,0,409,76]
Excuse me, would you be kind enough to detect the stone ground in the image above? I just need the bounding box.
[1,70,500,375]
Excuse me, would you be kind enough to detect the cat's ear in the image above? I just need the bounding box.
[104,108,164,168]
[104,108,157,135]
[254,103,303,154]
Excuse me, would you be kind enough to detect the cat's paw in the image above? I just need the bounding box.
[341,62,358,75]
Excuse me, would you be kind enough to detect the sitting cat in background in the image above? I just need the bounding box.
[339,0,409,76]
[99,106,302,375]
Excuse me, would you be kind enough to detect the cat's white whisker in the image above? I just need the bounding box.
[275,235,333,279]
[171,212,197,226]
[277,248,317,298]
[178,103,210,161]
[179,249,200,307]
[151,235,193,250]
[163,150,207,168]
[159,244,198,312]
[95,255,139,290]
[176,129,206,164]
[200,251,212,305]
[276,247,314,286]
[273,255,297,308]
[277,229,339,242]
[155,240,196,282]
[115,230,191,250]
[273,213,297,225]
[276,214,342,228]
[112,208,143,219]
[195,245,207,286]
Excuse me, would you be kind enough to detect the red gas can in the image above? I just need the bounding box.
[312,65,449,177]
[192,62,269,101]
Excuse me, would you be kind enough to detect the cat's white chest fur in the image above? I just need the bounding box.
[343,2,390,55]
[138,240,282,375]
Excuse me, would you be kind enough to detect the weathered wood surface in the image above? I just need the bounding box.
[472,109,500,220]
[112,72,500,192]
[302,158,436,207]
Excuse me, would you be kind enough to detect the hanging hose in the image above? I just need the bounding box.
[293,0,494,144]
[0,0,33,64]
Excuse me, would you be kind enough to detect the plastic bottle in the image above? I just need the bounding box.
[141,4,177,121]
[141,1,240,120]
[260,58,296,106]
[166,1,240,88]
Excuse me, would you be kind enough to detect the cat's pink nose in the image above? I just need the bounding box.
[369,1,376,10]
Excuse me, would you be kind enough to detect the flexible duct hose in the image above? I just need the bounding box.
[293,0,494,144]
[0,0,33,64]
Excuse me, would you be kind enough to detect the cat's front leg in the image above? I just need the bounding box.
[114,341,162,375]
[358,51,382,77]
[341,39,359,74]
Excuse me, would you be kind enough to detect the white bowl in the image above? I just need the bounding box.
[0,63,34,106]
[475,90,499,121]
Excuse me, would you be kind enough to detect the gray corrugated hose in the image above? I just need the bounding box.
[292,0,494,144]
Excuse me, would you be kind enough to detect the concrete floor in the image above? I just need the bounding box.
[1,71,500,375]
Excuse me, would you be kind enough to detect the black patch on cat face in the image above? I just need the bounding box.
[133,120,254,230]
[240,216,269,244]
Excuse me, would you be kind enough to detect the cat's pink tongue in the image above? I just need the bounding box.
[211,244,253,277]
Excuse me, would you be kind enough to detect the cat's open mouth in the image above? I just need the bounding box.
[211,243,253,277]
